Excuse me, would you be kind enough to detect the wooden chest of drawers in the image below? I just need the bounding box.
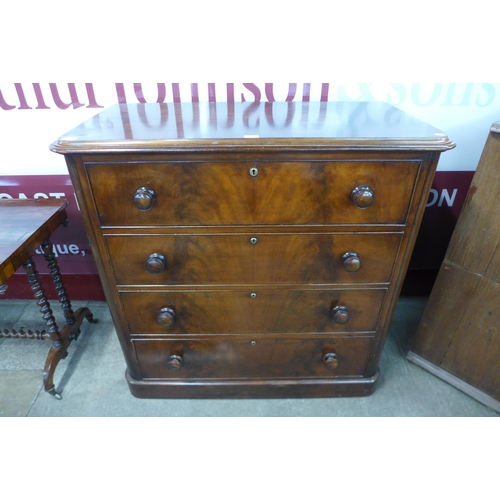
[51,101,454,398]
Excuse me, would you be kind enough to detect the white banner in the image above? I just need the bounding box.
[1,82,499,176]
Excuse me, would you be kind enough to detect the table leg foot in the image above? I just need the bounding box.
[85,312,98,324]
[46,386,62,400]
[42,307,94,398]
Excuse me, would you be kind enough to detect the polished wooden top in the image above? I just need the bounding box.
[0,199,68,285]
[50,101,455,154]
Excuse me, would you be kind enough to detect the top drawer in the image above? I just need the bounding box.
[85,160,419,227]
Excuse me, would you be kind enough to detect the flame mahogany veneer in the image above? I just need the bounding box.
[51,102,454,398]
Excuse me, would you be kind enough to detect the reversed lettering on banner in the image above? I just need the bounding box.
[1,83,497,110]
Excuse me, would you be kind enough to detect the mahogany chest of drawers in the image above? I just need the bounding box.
[51,101,454,398]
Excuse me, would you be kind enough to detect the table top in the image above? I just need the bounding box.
[50,101,455,154]
[0,199,68,285]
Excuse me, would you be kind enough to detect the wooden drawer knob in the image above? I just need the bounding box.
[146,253,167,274]
[351,185,374,208]
[332,305,349,324]
[167,354,183,372]
[323,353,338,370]
[342,252,361,272]
[132,186,156,211]
[157,307,175,327]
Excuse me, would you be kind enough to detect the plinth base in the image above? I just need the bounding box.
[126,369,380,399]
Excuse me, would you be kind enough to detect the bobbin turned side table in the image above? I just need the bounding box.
[0,198,96,399]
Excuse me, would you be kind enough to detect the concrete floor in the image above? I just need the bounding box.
[0,297,498,417]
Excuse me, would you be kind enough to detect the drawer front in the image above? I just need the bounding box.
[120,288,386,335]
[86,160,419,226]
[106,233,401,285]
[133,336,375,379]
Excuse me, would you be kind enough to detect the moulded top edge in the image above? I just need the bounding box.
[50,136,456,155]
[49,102,456,154]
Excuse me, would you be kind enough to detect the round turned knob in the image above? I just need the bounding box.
[342,252,361,272]
[351,185,374,209]
[332,305,350,324]
[146,253,167,274]
[167,354,183,372]
[132,186,156,211]
[157,307,175,327]
[323,353,338,370]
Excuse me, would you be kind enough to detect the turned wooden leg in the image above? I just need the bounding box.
[42,306,96,400]
[23,256,64,398]
[22,257,61,344]
[23,243,97,399]
[42,240,76,327]
[41,241,97,398]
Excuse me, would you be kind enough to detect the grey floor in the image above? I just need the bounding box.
[0,297,498,417]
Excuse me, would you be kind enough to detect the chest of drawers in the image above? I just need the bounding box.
[51,101,454,398]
